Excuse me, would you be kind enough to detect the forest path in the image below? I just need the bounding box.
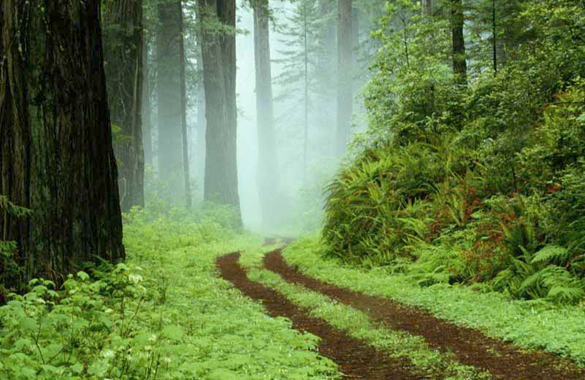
[263,248,585,380]
[216,251,421,380]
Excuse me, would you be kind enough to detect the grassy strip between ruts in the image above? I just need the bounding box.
[282,236,585,366]
[0,210,340,380]
[241,259,492,380]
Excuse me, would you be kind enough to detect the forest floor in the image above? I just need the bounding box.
[217,240,585,380]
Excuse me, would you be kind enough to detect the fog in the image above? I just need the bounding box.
[148,0,382,234]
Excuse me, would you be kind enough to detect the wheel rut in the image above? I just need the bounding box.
[216,252,422,380]
[263,249,585,380]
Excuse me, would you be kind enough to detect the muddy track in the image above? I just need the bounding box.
[216,252,422,380]
[264,249,585,380]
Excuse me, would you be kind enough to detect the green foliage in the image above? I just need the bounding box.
[321,0,585,304]
[0,207,339,379]
[0,196,32,296]
[284,238,585,365]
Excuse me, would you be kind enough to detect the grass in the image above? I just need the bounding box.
[0,209,340,380]
[242,263,492,380]
[282,236,585,365]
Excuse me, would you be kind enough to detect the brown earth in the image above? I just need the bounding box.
[216,252,423,380]
[264,249,585,380]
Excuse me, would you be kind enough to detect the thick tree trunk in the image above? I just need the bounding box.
[157,1,184,201]
[103,0,145,212]
[199,0,242,224]
[451,0,467,85]
[0,0,125,288]
[253,0,280,228]
[178,4,192,208]
[337,0,353,156]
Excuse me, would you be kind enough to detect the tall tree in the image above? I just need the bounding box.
[103,0,145,212]
[178,4,192,208]
[253,0,280,227]
[275,0,322,181]
[451,0,467,84]
[142,37,154,167]
[337,0,353,156]
[199,0,242,222]
[0,0,125,287]
[157,0,184,201]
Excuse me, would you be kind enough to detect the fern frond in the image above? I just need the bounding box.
[531,245,571,265]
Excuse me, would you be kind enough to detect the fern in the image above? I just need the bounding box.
[531,245,571,265]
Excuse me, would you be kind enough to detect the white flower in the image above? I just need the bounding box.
[128,274,143,284]
[101,349,115,359]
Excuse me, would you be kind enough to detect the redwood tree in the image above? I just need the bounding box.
[0,0,125,288]
[199,0,242,224]
[157,0,184,200]
[253,0,280,227]
[337,0,353,156]
[103,0,145,212]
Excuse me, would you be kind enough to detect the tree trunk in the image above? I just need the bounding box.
[337,0,353,156]
[178,3,192,208]
[157,1,184,201]
[451,0,467,85]
[0,0,125,288]
[422,0,435,16]
[199,0,242,224]
[142,37,153,167]
[103,0,145,213]
[253,0,280,227]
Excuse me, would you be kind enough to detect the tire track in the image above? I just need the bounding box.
[216,252,422,380]
[263,249,585,380]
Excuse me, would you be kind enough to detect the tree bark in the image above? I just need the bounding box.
[157,1,184,200]
[199,0,242,224]
[253,0,280,227]
[103,0,145,212]
[337,0,353,156]
[0,0,125,288]
[451,0,467,85]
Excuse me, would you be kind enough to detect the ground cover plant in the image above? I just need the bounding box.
[283,238,585,365]
[0,206,339,380]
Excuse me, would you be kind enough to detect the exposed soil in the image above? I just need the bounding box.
[217,252,423,380]
[264,249,585,380]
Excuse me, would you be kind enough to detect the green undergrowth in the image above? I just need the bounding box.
[241,260,491,380]
[0,206,340,380]
[323,0,585,304]
[284,237,585,366]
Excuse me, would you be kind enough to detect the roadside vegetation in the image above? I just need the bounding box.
[322,0,585,304]
[283,238,585,365]
[0,206,339,380]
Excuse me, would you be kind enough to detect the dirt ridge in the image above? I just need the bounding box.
[263,249,585,380]
[216,252,423,380]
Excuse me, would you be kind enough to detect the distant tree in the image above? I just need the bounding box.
[337,0,353,156]
[275,0,323,181]
[199,0,242,223]
[253,0,281,227]
[103,0,146,212]
[157,0,185,201]
[0,0,125,288]
[178,4,193,208]
[450,0,467,85]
